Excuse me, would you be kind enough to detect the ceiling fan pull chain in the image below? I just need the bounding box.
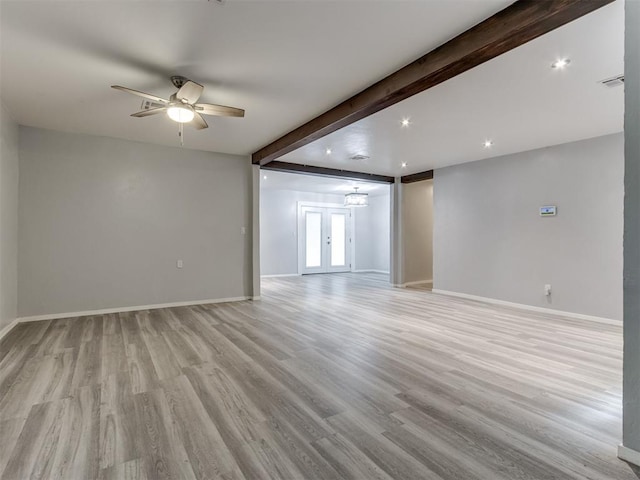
[179,122,184,147]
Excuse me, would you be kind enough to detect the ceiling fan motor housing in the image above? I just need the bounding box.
[170,75,190,89]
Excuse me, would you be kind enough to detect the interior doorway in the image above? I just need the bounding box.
[299,204,351,274]
[259,170,391,281]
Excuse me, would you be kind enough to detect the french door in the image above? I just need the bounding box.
[299,206,351,274]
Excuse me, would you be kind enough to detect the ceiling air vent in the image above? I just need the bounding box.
[599,75,624,88]
[349,154,370,161]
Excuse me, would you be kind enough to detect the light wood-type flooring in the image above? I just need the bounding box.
[0,273,637,479]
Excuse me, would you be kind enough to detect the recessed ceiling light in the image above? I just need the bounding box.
[401,162,408,168]
[401,118,411,127]
[483,140,493,148]
[263,175,267,180]
[551,58,570,69]
[326,148,332,155]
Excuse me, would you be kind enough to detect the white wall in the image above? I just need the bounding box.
[0,101,19,330]
[434,133,623,320]
[18,127,253,317]
[260,190,343,275]
[402,180,433,284]
[260,188,390,276]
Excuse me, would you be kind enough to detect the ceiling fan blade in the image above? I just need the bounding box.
[190,113,208,130]
[130,107,167,117]
[176,80,204,104]
[195,103,245,118]
[112,85,169,104]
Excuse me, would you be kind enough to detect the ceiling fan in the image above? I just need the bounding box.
[111,75,245,131]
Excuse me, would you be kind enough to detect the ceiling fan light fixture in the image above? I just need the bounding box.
[167,104,195,123]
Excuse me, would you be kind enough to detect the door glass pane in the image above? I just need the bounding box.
[305,212,322,268]
[331,213,346,266]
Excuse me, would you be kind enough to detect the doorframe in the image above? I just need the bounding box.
[297,201,355,275]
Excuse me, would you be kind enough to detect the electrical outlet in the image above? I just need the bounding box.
[177,260,183,269]
[544,284,552,296]
[241,227,246,235]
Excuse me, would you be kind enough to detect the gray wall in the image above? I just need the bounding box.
[434,133,623,320]
[623,0,640,453]
[260,188,390,276]
[18,127,253,317]
[0,101,19,330]
[353,192,390,272]
[371,194,391,273]
[402,180,433,284]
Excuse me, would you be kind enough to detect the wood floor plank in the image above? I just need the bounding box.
[139,328,182,381]
[0,416,27,476]
[48,383,102,479]
[0,354,61,420]
[183,364,266,452]
[70,338,102,390]
[133,388,197,480]
[326,410,442,480]
[311,433,395,480]
[0,273,636,479]
[124,340,159,395]
[99,372,139,469]
[34,319,71,356]
[2,398,70,479]
[162,375,240,480]
[0,344,37,402]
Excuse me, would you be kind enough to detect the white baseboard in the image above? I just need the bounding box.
[17,296,251,323]
[618,444,640,467]
[352,270,390,274]
[431,289,619,325]
[260,273,301,278]
[252,296,262,301]
[404,279,433,287]
[394,279,433,288]
[0,318,20,342]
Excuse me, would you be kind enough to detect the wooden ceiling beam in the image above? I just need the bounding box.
[252,0,615,166]
[260,161,394,183]
[401,170,434,183]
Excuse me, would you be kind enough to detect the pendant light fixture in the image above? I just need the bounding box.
[344,187,368,207]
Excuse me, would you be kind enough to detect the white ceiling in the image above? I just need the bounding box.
[260,170,390,196]
[0,0,511,157]
[279,0,625,176]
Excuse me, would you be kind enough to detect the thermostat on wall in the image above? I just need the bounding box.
[540,205,557,217]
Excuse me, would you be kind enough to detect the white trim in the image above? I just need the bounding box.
[260,273,301,278]
[297,201,346,209]
[618,445,640,467]
[17,296,250,323]
[393,279,433,288]
[403,279,433,287]
[431,289,619,325]
[352,269,390,274]
[252,296,262,301]
[0,318,20,341]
